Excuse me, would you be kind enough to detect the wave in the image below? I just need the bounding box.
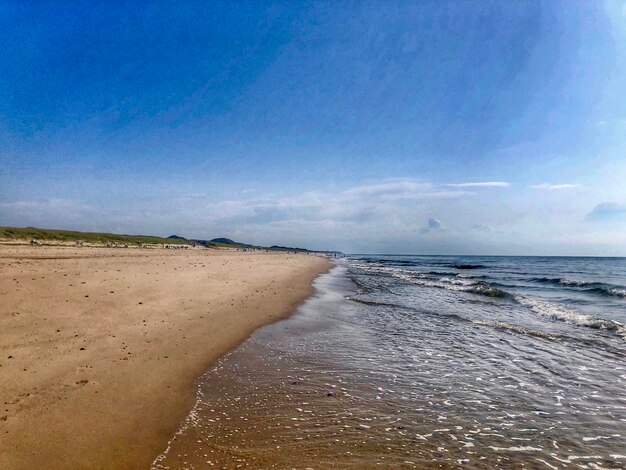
[531,277,626,298]
[589,286,626,298]
[391,270,512,299]
[532,276,599,287]
[427,270,463,276]
[349,259,626,340]
[347,297,566,342]
[456,273,489,279]
[515,296,626,339]
[469,319,562,340]
[346,294,626,351]
[347,297,402,309]
[466,282,512,298]
[360,258,419,267]
[452,264,485,269]
[351,278,371,294]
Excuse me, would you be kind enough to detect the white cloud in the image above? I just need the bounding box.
[530,183,580,190]
[447,182,510,188]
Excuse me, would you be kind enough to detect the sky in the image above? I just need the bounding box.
[1,0,626,255]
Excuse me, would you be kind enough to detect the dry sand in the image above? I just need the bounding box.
[0,245,331,469]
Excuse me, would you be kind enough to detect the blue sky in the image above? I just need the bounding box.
[1,0,626,255]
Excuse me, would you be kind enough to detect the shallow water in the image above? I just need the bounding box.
[154,256,626,469]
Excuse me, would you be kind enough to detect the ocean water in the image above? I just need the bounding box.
[154,256,626,469]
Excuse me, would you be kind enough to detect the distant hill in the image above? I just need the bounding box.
[205,237,253,249]
[210,238,237,245]
[166,236,252,249]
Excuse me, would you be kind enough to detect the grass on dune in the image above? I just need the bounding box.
[0,226,190,246]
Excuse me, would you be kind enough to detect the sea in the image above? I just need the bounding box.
[153,255,626,469]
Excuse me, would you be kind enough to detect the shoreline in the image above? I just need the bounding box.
[150,257,626,469]
[0,245,331,469]
[151,264,352,468]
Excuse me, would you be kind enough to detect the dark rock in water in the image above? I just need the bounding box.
[326,392,333,397]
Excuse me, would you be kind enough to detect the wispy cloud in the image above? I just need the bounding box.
[447,182,510,188]
[343,180,425,196]
[530,183,580,190]
[342,180,465,200]
[207,179,468,226]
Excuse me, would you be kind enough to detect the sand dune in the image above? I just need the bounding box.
[0,245,330,469]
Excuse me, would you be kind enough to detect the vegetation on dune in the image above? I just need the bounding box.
[207,241,250,248]
[0,226,337,253]
[0,226,190,246]
[206,238,253,249]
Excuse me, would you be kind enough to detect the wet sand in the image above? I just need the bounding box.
[0,245,330,469]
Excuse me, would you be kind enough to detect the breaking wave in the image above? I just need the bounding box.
[389,270,512,299]
[348,260,626,340]
[531,277,626,298]
[515,296,626,338]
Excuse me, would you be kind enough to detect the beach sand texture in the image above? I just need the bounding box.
[0,245,330,469]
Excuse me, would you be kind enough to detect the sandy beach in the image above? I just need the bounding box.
[0,245,330,469]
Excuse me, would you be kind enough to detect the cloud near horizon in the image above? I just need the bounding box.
[0,179,489,248]
[1,179,625,255]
